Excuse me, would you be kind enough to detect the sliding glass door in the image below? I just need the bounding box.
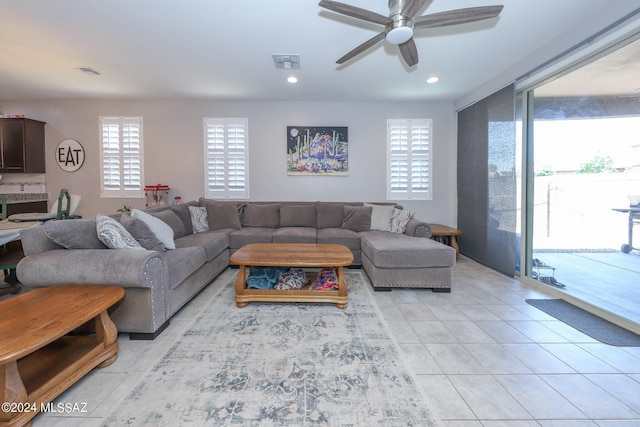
[521,36,640,324]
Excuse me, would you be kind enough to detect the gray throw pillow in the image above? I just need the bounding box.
[120,213,166,251]
[203,202,242,230]
[243,204,280,228]
[43,219,107,249]
[280,204,317,227]
[149,209,186,239]
[170,203,195,235]
[341,205,372,232]
[96,214,144,250]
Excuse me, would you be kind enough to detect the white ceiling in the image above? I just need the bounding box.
[535,36,640,98]
[0,0,637,102]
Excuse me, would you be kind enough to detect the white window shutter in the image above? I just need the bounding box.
[387,119,432,200]
[99,117,144,198]
[204,118,249,199]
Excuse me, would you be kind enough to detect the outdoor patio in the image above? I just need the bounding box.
[531,250,640,327]
[528,171,640,328]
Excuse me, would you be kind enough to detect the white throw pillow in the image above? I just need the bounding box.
[389,208,415,234]
[131,208,176,249]
[96,214,143,250]
[364,203,395,231]
[188,206,209,233]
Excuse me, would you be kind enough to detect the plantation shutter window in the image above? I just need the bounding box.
[204,118,249,199]
[387,119,432,200]
[99,117,144,198]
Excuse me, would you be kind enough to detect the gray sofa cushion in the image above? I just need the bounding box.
[341,205,372,232]
[229,227,276,249]
[163,246,207,290]
[280,204,316,227]
[202,201,242,230]
[243,204,280,228]
[149,209,186,239]
[360,231,455,268]
[273,227,317,244]
[175,230,229,262]
[120,213,166,251]
[43,219,107,249]
[316,228,361,250]
[316,203,345,228]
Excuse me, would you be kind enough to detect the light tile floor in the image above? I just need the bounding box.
[31,258,640,426]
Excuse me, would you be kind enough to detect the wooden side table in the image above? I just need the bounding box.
[430,224,462,259]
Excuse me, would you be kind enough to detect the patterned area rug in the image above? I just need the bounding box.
[103,272,441,426]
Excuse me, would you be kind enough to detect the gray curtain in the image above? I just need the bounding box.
[457,84,517,276]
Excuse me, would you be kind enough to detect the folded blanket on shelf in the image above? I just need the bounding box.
[312,267,339,291]
[274,268,309,290]
[247,267,289,290]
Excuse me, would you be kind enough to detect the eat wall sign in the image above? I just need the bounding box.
[56,139,85,172]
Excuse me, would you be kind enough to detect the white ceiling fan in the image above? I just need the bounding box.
[319,0,504,67]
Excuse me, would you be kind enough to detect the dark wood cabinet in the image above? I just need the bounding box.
[7,201,48,216]
[0,118,46,173]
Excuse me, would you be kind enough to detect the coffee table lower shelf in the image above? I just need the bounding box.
[234,266,348,309]
[231,243,354,309]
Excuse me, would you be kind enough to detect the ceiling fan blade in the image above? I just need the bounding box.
[336,32,386,64]
[400,0,428,19]
[414,5,503,29]
[319,0,391,26]
[399,38,419,67]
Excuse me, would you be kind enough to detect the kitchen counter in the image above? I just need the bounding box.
[2,193,48,204]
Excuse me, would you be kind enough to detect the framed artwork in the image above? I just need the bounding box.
[287,126,348,176]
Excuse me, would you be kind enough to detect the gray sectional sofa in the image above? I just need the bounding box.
[16,199,455,339]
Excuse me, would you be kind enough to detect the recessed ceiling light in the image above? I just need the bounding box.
[426,76,439,84]
[287,76,298,84]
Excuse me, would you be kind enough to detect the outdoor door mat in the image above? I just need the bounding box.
[526,299,640,347]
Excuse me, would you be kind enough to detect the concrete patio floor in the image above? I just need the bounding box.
[531,250,640,327]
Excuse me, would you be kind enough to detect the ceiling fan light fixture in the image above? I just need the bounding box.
[75,67,101,76]
[386,25,413,45]
[319,0,503,67]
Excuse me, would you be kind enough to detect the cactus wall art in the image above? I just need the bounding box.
[287,126,348,176]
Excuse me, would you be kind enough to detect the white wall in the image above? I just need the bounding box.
[0,99,457,224]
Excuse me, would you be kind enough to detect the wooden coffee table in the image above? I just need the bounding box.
[0,285,124,426]
[230,243,354,309]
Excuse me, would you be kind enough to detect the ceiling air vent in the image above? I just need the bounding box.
[272,54,300,69]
